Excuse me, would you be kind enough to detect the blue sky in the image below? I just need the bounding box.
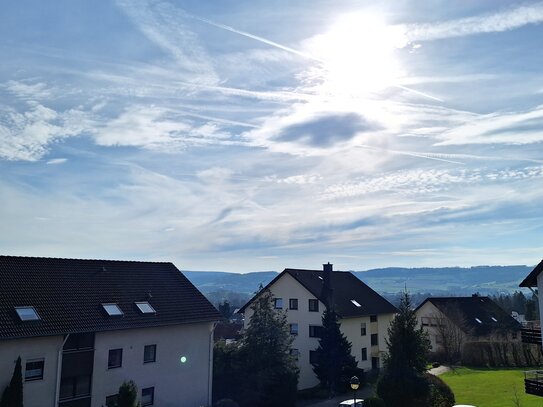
[1,0,543,272]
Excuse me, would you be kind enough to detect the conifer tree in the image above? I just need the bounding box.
[238,287,298,407]
[377,291,431,407]
[312,308,358,393]
[0,356,23,407]
[118,380,139,407]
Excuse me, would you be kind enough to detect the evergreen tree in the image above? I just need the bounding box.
[312,308,358,393]
[0,356,23,407]
[377,292,432,407]
[237,287,298,407]
[118,381,139,407]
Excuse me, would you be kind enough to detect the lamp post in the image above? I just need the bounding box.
[350,375,360,406]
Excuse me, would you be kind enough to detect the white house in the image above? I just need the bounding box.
[0,256,222,407]
[415,296,521,357]
[519,259,543,397]
[238,263,397,390]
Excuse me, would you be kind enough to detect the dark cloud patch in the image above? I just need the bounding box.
[276,113,380,147]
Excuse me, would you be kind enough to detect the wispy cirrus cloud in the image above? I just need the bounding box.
[114,0,218,84]
[405,2,543,42]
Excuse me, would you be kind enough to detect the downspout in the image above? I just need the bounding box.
[54,334,70,407]
[208,322,218,407]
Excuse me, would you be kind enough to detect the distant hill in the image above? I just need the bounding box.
[184,266,534,302]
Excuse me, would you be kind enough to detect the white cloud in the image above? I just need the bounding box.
[405,3,543,42]
[4,81,53,100]
[0,103,89,161]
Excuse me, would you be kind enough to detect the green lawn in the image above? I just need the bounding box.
[440,367,543,407]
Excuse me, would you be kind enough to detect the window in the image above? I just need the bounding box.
[102,303,123,316]
[108,348,123,369]
[15,306,40,321]
[142,387,154,406]
[371,333,378,346]
[360,322,367,336]
[309,350,318,364]
[308,299,319,312]
[491,317,498,322]
[25,359,44,381]
[135,302,156,314]
[309,325,323,338]
[290,323,299,335]
[421,317,430,327]
[351,299,362,307]
[361,348,367,361]
[289,298,298,310]
[64,333,95,351]
[274,298,283,309]
[475,317,482,324]
[435,334,443,344]
[290,349,300,360]
[370,315,378,322]
[512,331,518,340]
[59,375,91,400]
[144,344,156,363]
[106,395,119,407]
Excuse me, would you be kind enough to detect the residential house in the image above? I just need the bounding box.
[0,256,222,407]
[519,259,543,397]
[238,263,397,390]
[415,296,521,357]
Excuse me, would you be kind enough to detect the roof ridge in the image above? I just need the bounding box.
[0,255,173,264]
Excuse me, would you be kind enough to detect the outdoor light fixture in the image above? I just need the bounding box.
[350,376,360,406]
[180,356,187,364]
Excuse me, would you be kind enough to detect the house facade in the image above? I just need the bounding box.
[0,256,222,407]
[415,296,521,357]
[519,259,543,397]
[238,263,397,390]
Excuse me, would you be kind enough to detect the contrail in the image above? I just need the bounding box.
[186,12,442,102]
[176,110,259,128]
[186,13,325,63]
[357,145,465,165]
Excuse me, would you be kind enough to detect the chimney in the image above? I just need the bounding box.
[322,262,334,309]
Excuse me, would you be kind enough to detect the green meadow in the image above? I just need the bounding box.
[441,367,543,407]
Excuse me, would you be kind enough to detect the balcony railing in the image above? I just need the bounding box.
[521,321,542,345]
[525,370,543,397]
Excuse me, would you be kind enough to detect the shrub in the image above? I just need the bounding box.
[118,380,139,407]
[425,373,455,407]
[214,399,240,407]
[363,396,386,407]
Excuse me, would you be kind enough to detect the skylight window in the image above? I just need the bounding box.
[491,317,498,322]
[15,307,40,321]
[102,303,123,316]
[318,276,323,280]
[475,318,482,324]
[351,299,362,307]
[135,302,156,314]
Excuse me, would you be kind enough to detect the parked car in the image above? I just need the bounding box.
[339,399,364,407]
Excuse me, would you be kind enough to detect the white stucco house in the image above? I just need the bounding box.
[519,259,543,397]
[0,256,222,407]
[415,296,521,356]
[238,263,397,390]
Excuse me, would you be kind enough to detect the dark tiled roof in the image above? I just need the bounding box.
[239,268,397,318]
[0,256,221,339]
[418,296,521,336]
[519,260,543,287]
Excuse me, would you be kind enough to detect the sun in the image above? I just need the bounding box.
[305,12,408,96]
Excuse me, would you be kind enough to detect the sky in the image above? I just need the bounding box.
[1,0,543,272]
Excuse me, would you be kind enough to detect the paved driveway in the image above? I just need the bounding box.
[297,385,374,407]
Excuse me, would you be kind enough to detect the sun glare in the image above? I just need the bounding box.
[306,12,408,96]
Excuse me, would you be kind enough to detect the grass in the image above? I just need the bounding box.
[440,367,543,407]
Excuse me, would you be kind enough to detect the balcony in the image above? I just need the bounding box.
[521,321,542,345]
[525,370,543,397]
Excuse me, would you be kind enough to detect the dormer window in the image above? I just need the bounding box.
[102,303,123,316]
[351,300,362,308]
[135,302,156,314]
[15,306,40,321]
